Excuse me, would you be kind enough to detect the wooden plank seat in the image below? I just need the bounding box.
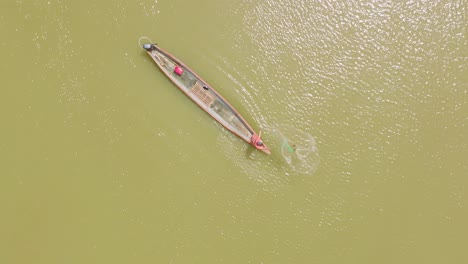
[190,81,215,106]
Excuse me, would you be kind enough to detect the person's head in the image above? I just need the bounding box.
[256,141,264,147]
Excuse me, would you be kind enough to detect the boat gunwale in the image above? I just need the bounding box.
[152,46,255,135]
[145,44,270,154]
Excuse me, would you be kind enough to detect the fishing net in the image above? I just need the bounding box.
[272,124,320,174]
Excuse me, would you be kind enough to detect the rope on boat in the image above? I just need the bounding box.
[138,36,153,48]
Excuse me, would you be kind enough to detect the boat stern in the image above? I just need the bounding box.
[251,132,271,154]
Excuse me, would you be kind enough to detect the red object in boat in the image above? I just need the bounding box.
[174,66,184,75]
[251,131,270,154]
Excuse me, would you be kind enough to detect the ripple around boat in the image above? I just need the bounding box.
[143,43,270,154]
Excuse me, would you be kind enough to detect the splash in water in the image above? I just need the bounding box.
[274,124,320,174]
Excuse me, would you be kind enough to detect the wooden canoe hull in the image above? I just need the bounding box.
[143,44,270,154]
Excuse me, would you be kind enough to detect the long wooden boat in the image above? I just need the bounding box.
[143,43,270,154]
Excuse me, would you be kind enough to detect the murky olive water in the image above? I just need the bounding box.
[1,0,466,263]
